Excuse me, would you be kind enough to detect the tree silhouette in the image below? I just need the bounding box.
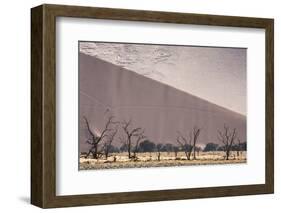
[156,144,162,161]
[132,130,146,159]
[177,126,201,160]
[217,124,237,160]
[103,128,118,159]
[203,143,219,152]
[139,140,156,152]
[84,115,117,159]
[121,119,144,159]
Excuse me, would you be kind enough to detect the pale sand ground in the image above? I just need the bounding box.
[79,151,247,170]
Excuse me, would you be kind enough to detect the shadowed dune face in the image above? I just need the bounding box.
[79,53,246,152]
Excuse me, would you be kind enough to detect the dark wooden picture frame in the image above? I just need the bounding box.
[31,4,274,208]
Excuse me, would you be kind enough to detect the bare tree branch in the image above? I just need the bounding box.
[176,126,200,160]
[192,126,201,159]
[133,130,146,159]
[176,131,192,160]
[103,128,118,159]
[217,124,237,160]
[121,119,144,159]
[84,115,118,159]
[83,116,95,137]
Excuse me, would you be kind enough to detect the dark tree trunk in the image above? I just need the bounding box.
[93,143,98,159]
[193,150,196,160]
[185,151,192,160]
[128,139,131,159]
[226,150,230,160]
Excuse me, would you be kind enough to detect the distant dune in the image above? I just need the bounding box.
[79,53,246,152]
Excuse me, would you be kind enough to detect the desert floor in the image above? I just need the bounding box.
[79,151,246,170]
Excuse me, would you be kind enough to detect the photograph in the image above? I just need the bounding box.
[30,3,274,208]
[78,41,247,170]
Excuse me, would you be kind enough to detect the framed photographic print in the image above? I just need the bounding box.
[31,4,274,208]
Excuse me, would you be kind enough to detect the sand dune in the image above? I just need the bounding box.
[79,53,246,152]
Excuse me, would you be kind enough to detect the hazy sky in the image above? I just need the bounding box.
[80,42,246,115]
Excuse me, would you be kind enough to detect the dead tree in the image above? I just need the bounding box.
[121,119,143,159]
[236,138,242,158]
[177,126,201,160]
[156,144,163,161]
[192,127,201,159]
[84,116,116,159]
[177,131,193,160]
[103,129,118,159]
[217,124,237,160]
[132,130,146,159]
